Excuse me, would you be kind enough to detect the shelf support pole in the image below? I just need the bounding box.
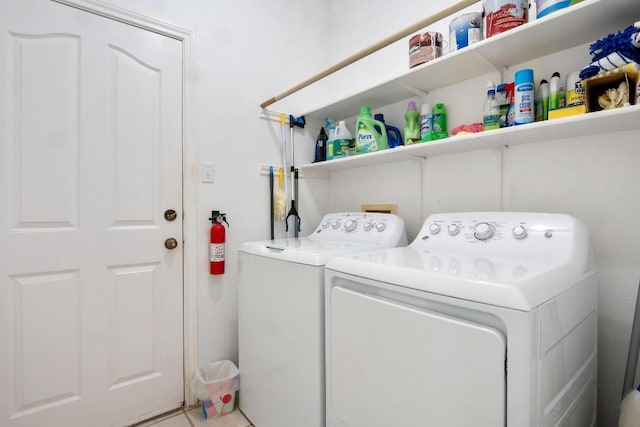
[260,0,480,109]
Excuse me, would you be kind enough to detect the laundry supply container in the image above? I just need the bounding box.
[190,360,239,419]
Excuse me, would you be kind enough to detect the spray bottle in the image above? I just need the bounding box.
[324,118,336,160]
[483,81,500,131]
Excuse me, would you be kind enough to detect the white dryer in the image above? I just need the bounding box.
[325,212,597,427]
[238,212,407,427]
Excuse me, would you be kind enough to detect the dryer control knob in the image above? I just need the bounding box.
[375,222,386,232]
[322,220,330,229]
[429,223,441,234]
[447,224,460,236]
[363,221,374,231]
[345,219,357,232]
[331,221,341,229]
[512,225,527,239]
[474,222,494,240]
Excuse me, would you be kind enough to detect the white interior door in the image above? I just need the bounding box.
[328,286,506,427]
[0,1,184,426]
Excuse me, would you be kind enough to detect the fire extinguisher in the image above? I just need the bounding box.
[209,211,229,275]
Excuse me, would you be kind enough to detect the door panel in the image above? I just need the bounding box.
[11,33,80,229]
[0,1,184,426]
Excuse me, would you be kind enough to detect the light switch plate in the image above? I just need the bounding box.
[201,162,214,183]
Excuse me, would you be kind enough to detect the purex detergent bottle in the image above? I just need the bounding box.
[355,106,388,154]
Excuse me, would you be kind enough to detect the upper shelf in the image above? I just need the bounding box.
[301,0,640,121]
[299,104,640,176]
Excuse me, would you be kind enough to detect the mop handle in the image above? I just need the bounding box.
[622,280,640,398]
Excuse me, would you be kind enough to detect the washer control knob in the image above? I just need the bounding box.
[345,219,357,232]
[512,225,527,239]
[363,221,374,231]
[331,221,341,229]
[474,222,494,240]
[429,223,441,235]
[447,224,460,236]
[375,222,386,232]
[322,220,330,229]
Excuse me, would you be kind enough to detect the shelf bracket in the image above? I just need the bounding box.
[393,80,429,103]
[474,50,504,83]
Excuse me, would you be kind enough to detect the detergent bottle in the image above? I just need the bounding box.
[404,101,421,144]
[355,107,388,154]
[328,121,353,160]
[374,114,403,148]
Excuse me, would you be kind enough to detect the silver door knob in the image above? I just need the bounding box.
[165,238,178,249]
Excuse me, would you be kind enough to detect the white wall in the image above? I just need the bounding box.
[98,0,330,368]
[82,1,638,425]
[327,1,640,426]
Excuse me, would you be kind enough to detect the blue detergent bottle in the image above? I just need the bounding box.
[374,114,403,148]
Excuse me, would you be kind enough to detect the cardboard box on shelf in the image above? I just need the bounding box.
[584,63,639,112]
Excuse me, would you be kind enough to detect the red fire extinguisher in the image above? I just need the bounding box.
[209,211,229,275]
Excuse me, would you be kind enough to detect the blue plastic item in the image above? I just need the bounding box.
[374,114,403,149]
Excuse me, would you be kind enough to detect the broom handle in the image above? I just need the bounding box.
[622,280,640,398]
[259,0,479,109]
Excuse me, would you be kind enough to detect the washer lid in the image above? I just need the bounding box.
[239,212,407,266]
[239,237,386,266]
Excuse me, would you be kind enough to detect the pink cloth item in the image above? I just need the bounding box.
[451,122,484,135]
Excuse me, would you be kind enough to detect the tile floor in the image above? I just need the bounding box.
[136,407,253,427]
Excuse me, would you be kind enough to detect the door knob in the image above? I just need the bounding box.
[164,238,178,249]
[164,209,177,221]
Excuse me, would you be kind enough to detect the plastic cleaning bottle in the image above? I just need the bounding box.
[313,127,327,162]
[537,79,549,121]
[514,69,534,125]
[432,103,448,140]
[549,71,565,110]
[355,106,388,154]
[327,121,353,160]
[495,83,507,128]
[374,114,403,148]
[566,71,585,106]
[483,82,500,131]
[324,118,336,160]
[404,101,421,145]
[419,102,433,141]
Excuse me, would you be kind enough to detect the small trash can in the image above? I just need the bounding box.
[190,360,239,419]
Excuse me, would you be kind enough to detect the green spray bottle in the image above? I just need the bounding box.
[432,103,448,140]
[355,106,388,154]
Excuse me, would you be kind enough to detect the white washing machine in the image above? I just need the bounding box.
[238,212,407,427]
[325,212,597,427]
